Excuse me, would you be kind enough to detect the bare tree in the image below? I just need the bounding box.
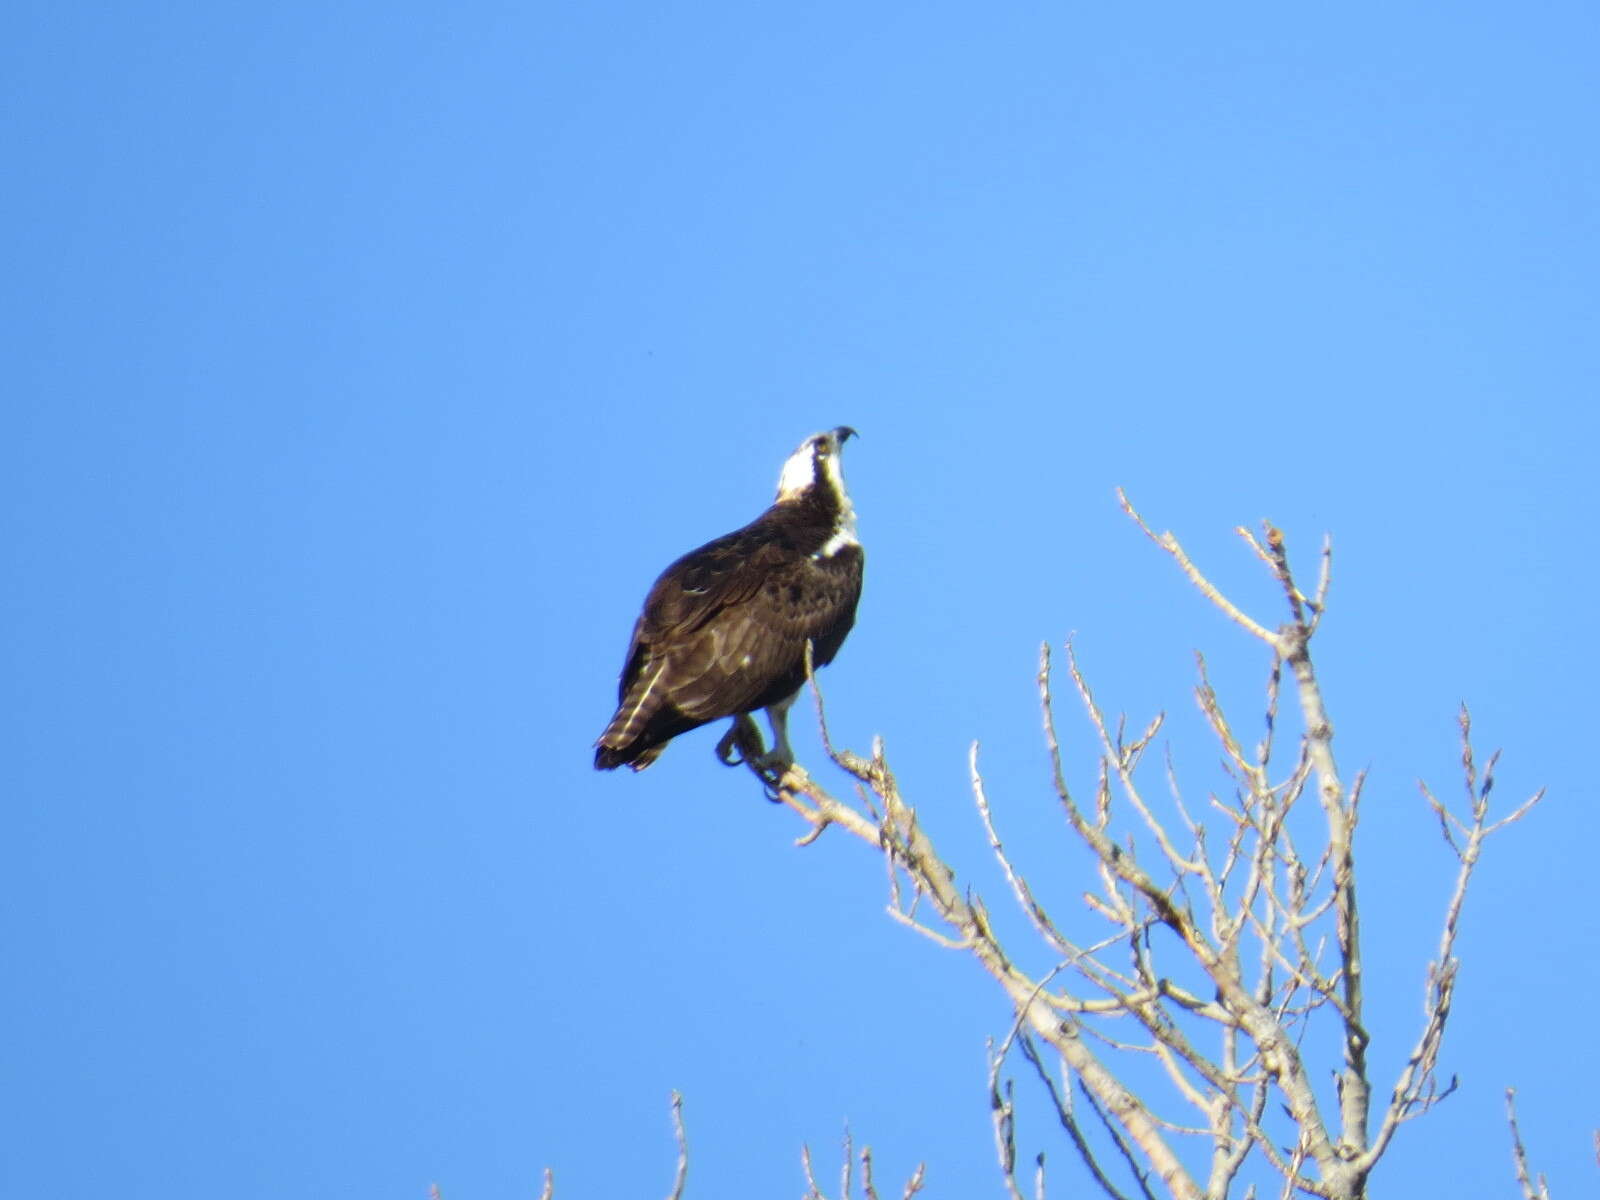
[747,496,1544,1200]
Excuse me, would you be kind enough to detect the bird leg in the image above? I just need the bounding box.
[715,713,767,767]
[759,692,797,774]
[748,695,804,800]
[715,695,799,799]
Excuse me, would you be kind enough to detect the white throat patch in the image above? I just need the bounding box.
[813,524,859,559]
[776,441,816,500]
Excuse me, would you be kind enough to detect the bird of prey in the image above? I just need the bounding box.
[594,426,863,775]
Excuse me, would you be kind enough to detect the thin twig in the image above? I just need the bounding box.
[666,1091,688,1200]
[1118,489,1277,646]
[1506,1089,1551,1200]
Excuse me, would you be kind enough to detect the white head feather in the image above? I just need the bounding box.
[775,436,821,500]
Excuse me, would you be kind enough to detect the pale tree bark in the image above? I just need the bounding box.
[1505,1090,1551,1200]
[741,497,1545,1200]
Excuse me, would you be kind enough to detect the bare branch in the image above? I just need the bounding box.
[973,741,1075,959]
[1506,1089,1552,1200]
[666,1091,688,1200]
[1017,1035,1137,1200]
[1078,1073,1164,1200]
[991,1067,1026,1200]
[802,1142,824,1199]
[1361,712,1545,1171]
[861,1144,880,1200]
[1118,489,1277,646]
[777,682,1208,1198]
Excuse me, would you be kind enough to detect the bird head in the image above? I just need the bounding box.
[776,426,857,504]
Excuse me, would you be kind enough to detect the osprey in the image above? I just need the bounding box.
[594,426,864,774]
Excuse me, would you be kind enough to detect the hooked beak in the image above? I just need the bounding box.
[832,425,858,445]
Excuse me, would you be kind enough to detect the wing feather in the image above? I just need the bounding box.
[663,549,861,720]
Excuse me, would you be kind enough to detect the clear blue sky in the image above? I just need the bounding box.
[4,2,1595,1196]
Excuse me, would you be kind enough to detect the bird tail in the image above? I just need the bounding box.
[593,739,665,771]
[593,665,668,771]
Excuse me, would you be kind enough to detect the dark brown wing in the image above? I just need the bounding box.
[608,523,784,705]
[641,527,795,638]
[657,545,862,723]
